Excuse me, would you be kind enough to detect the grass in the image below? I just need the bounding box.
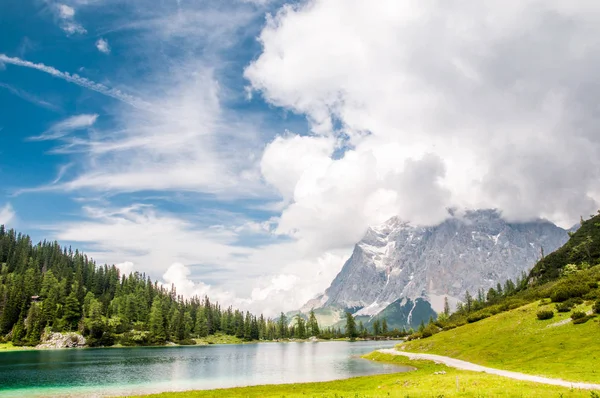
[193,333,249,345]
[402,300,600,383]
[137,351,593,397]
[0,342,33,352]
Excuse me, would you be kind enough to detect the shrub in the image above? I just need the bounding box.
[177,338,197,346]
[556,302,573,312]
[536,310,554,320]
[571,311,587,320]
[442,324,457,331]
[573,316,592,325]
[588,281,599,289]
[550,282,590,302]
[594,300,600,314]
[467,312,491,323]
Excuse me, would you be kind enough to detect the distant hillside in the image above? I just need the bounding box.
[401,298,600,383]
[529,212,600,283]
[400,212,600,383]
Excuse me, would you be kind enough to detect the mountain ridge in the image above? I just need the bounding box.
[301,209,569,327]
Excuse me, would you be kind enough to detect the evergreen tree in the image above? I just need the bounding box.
[149,297,166,343]
[443,296,450,316]
[464,290,474,313]
[278,312,287,339]
[63,291,81,330]
[382,318,388,335]
[372,319,381,337]
[308,309,320,337]
[345,312,357,341]
[295,315,306,339]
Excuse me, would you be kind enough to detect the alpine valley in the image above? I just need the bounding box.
[297,209,569,330]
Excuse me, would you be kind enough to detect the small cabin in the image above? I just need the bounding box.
[31,295,41,302]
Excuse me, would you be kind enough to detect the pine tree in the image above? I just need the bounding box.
[308,309,320,337]
[149,297,166,343]
[278,312,287,339]
[443,296,450,316]
[63,291,81,330]
[382,318,388,335]
[295,315,306,339]
[373,319,381,337]
[464,290,474,313]
[345,312,357,341]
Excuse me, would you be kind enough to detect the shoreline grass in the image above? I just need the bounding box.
[134,351,592,397]
[0,342,35,352]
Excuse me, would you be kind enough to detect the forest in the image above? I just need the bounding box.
[0,226,395,347]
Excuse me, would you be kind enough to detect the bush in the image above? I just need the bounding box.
[589,281,599,289]
[536,310,554,320]
[467,312,491,323]
[555,297,583,312]
[442,324,457,331]
[177,338,197,346]
[594,300,600,314]
[573,316,592,325]
[550,282,590,302]
[406,332,422,341]
[571,311,587,320]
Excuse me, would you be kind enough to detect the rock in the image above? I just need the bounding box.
[303,209,568,328]
[36,332,86,349]
[434,371,447,375]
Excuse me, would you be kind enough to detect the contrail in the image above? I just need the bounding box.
[0,54,152,110]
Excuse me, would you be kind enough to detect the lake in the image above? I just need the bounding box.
[0,341,410,397]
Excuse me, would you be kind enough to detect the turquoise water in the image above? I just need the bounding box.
[0,341,408,397]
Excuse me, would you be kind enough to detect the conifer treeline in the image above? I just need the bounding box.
[0,226,401,347]
[0,226,297,346]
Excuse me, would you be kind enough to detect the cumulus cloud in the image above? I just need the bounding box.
[28,0,600,317]
[95,38,111,54]
[44,204,346,316]
[246,0,600,238]
[0,204,15,226]
[54,3,87,35]
[115,261,135,276]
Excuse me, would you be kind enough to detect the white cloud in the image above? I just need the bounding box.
[54,3,87,35]
[44,204,347,316]
[245,0,600,242]
[57,4,75,18]
[95,38,111,54]
[0,204,15,226]
[30,114,98,141]
[115,261,135,276]
[27,0,600,318]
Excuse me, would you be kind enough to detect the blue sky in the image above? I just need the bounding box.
[2,0,600,315]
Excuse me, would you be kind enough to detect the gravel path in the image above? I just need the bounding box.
[378,348,600,390]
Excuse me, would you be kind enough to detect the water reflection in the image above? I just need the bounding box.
[0,341,409,397]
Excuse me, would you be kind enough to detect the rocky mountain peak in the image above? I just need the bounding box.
[302,209,568,328]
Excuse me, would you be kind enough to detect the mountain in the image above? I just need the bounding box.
[303,209,569,329]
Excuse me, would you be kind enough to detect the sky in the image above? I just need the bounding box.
[1,0,600,316]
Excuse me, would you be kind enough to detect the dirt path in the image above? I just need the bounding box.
[378,348,600,390]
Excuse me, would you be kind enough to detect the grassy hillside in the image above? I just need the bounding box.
[402,300,600,383]
[139,351,591,398]
[529,212,600,283]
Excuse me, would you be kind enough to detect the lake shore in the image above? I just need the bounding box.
[133,351,593,398]
[1,335,404,353]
